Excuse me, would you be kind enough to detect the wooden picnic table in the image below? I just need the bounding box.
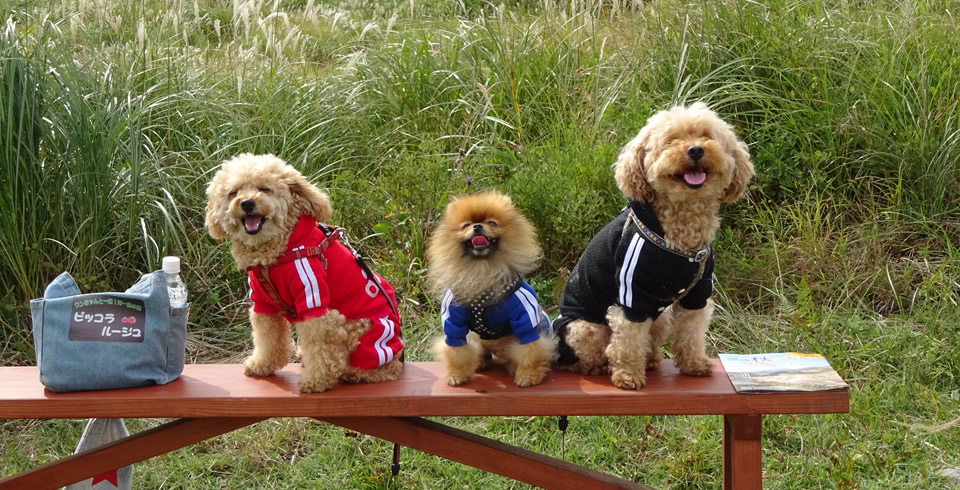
[0,360,849,489]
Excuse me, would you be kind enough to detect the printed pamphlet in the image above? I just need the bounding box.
[718,352,849,393]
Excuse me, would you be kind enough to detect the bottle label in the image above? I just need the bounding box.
[69,294,146,342]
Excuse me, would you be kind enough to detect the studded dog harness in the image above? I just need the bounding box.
[462,276,525,340]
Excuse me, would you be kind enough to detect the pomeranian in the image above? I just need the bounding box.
[426,191,557,387]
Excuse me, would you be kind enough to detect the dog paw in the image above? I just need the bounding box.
[298,378,335,393]
[243,356,279,377]
[513,370,546,387]
[446,374,472,386]
[676,356,714,376]
[646,352,663,370]
[587,364,611,376]
[611,369,646,390]
[557,361,609,376]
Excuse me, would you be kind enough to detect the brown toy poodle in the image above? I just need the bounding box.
[205,153,403,393]
[552,102,754,389]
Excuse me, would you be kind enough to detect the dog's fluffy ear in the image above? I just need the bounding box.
[204,194,227,240]
[286,169,333,221]
[721,140,754,203]
[614,128,655,201]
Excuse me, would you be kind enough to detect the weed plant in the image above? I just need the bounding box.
[1,0,958,488]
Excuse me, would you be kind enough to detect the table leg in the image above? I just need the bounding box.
[723,414,762,490]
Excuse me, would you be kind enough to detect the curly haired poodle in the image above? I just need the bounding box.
[205,153,403,393]
[552,102,754,389]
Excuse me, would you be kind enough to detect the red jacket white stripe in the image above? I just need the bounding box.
[248,216,403,369]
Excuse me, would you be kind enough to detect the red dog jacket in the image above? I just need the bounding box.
[248,215,403,369]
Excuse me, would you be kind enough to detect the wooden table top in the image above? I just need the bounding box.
[0,360,848,419]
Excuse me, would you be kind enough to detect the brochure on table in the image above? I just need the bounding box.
[718,352,849,393]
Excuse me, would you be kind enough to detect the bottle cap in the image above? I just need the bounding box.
[162,256,181,274]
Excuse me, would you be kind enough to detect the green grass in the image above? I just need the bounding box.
[1,0,959,488]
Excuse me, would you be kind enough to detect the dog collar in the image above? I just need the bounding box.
[463,275,524,309]
[627,209,711,263]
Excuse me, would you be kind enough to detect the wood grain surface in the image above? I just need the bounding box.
[0,360,849,419]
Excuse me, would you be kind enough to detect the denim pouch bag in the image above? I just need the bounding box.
[30,271,188,392]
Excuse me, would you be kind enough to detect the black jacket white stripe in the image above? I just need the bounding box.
[555,200,714,327]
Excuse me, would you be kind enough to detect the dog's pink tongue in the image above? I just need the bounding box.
[471,236,489,247]
[684,171,707,186]
[244,215,263,231]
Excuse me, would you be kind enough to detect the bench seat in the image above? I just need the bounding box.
[0,360,849,489]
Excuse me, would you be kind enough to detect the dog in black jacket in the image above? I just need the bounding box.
[553,103,754,389]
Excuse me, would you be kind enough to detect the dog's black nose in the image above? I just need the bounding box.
[473,223,484,231]
[687,145,705,161]
[240,199,256,213]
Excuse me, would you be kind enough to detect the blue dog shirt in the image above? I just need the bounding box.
[441,277,551,347]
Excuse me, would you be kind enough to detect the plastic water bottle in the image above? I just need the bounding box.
[162,256,188,307]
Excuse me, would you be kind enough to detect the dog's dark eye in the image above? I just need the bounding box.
[228,190,238,198]
[487,221,498,227]
[461,223,470,230]
[258,187,271,193]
